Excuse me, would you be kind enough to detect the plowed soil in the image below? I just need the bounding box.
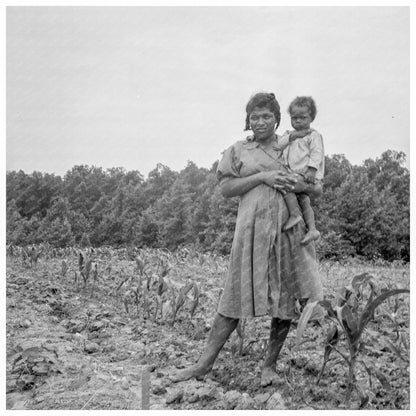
[5,250,410,410]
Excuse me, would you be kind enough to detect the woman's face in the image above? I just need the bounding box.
[249,106,276,141]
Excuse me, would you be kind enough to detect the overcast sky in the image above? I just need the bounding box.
[6,6,410,177]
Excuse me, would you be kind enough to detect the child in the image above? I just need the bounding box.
[280,96,325,245]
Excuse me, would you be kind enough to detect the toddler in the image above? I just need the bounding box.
[280,96,325,245]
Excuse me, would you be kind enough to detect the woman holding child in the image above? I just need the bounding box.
[171,92,324,387]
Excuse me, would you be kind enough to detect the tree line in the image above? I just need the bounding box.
[6,150,409,262]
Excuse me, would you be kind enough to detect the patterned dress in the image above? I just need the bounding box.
[216,135,323,319]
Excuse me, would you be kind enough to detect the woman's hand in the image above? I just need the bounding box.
[261,171,287,188]
[262,171,298,192]
[263,171,322,198]
[280,174,307,193]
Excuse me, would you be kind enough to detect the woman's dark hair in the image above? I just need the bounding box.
[244,92,281,131]
[287,96,317,121]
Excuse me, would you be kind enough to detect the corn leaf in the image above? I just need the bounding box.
[351,273,374,291]
[380,338,405,362]
[357,289,409,339]
[180,283,194,297]
[341,304,359,342]
[189,284,199,318]
[61,260,68,276]
[295,300,318,349]
[319,299,337,319]
[317,324,339,385]
[357,385,369,409]
[374,368,391,391]
[337,286,353,307]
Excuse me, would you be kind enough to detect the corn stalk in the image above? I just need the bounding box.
[296,273,409,406]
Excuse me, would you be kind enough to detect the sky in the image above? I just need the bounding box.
[6,6,411,178]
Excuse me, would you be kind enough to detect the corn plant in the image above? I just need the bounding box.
[29,246,41,267]
[116,273,131,294]
[6,243,15,258]
[135,255,147,289]
[119,258,147,318]
[21,246,41,268]
[197,253,206,267]
[61,260,68,277]
[78,251,84,274]
[123,287,140,316]
[189,283,199,319]
[296,273,409,406]
[77,251,98,295]
[73,271,81,290]
[154,274,169,321]
[81,256,92,288]
[20,247,29,267]
[169,282,199,326]
[89,262,98,297]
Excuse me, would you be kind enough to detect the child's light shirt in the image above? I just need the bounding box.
[280,129,325,180]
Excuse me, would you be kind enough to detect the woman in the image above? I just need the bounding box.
[171,92,323,387]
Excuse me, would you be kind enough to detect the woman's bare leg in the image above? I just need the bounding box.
[170,313,238,382]
[261,317,291,387]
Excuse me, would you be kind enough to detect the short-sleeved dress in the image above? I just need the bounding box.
[216,135,323,319]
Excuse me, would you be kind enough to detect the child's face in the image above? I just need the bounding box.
[290,105,312,131]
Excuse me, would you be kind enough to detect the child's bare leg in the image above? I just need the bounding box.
[298,193,320,245]
[283,192,302,230]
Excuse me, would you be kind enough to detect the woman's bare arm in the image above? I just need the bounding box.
[220,173,266,198]
[220,171,298,198]
[220,170,322,199]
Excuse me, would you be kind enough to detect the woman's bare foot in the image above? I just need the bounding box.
[301,229,320,245]
[261,366,280,387]
[170,364,209,383]
[284,215,302,231]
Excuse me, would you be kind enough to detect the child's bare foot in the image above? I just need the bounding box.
[261,366,280,387]
[169,364,209,383]
[301,229,321,245]
[283,215,302,231]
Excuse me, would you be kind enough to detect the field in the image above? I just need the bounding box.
[5,246,410,410]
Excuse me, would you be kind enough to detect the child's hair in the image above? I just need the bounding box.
[287,96,317,121]
[245,92,281,131]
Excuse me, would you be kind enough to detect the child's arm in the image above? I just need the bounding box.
[279,129,311,149]
[307,131,324,175]
[289,128,312,142]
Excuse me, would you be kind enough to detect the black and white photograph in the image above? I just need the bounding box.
[4,3,412,412]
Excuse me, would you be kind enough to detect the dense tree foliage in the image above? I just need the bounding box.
[6,150,409,261]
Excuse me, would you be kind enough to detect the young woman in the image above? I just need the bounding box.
[171,92,323,387]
